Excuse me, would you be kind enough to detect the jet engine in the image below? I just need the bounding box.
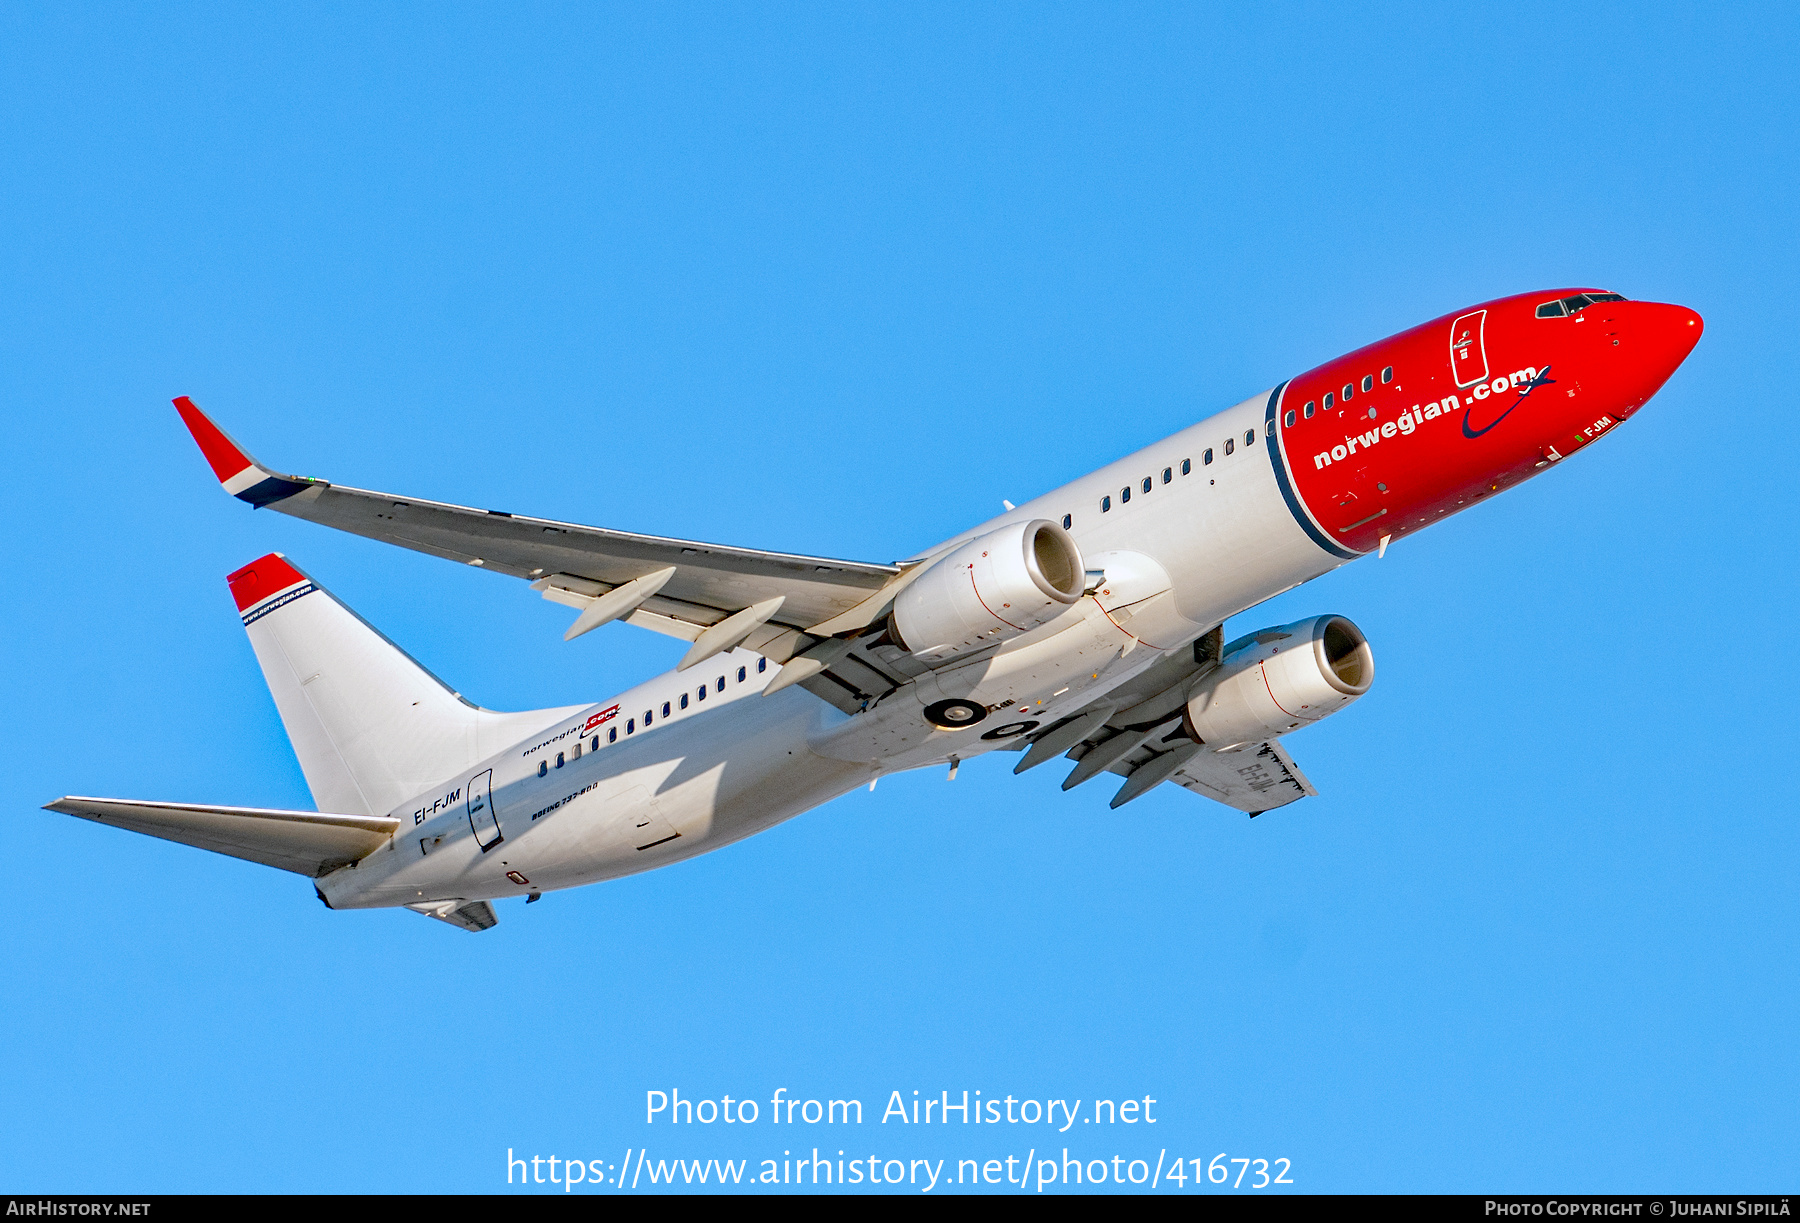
[891,519,1086,664]
[1183,615,1374,749]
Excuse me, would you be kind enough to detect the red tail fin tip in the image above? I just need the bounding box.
[227,553,309,612]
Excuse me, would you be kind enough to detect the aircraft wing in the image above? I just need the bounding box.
[44,797,399,878]
[1008,628,1317,815]
[175,399,914,710]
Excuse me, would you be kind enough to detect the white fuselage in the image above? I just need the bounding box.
[321,390,1341,911]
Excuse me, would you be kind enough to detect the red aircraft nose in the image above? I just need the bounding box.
[1642,300,1704,359]
[1610,300,1703,414]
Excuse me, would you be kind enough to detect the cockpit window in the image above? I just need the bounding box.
[1536,291,1627,318]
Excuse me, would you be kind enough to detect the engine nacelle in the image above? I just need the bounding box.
[1183,615,1374,749]
[892,519,1086,664]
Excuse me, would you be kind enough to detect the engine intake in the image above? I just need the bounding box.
[1182,614,1373,749]
[892,519,1085,664]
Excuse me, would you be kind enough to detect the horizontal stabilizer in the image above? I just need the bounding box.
[44,797,397,878]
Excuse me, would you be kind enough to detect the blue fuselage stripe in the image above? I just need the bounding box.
[1265,382,1360,561]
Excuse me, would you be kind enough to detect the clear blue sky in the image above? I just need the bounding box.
[3,2,1794,1194]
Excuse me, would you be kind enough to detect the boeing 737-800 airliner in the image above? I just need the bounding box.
[46,289,1702,931]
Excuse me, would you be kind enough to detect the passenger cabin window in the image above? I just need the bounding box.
[1203,449,1213,465]
[1181,458,1191,475]
[644,710,653,726]
[1284,409,1296,427]
[570,742,581,760]
[737,666,747,682]
[1121,486,1131,503]
[696,685,706,701]
[1342,382,1353,400]
[1161,467,1172,484]
[1361,374,1373,392]
[1224,438,1234,456]
[1245,429,1255,447]
[1324,391,1334,409]
[758,657,767,672]
[1062,513,1072,528]
[608,727,617,743]
[537,760,548,777]
[680,693,689,709]
[591,735,599,751]
[1381,366,1393,383]
[555,751,565,768]
[1141,477,1152,494]
[1305,400,1316,418]
[716,677,726,692]
[662,701,671,717]
[1101,495,1112,512]
[627,718,635,733]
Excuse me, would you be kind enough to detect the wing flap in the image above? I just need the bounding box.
[1168,739,1316,814]
[406,898,498,932]
[45,797,398,877]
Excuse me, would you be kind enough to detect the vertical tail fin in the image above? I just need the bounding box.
[228,554,579,817]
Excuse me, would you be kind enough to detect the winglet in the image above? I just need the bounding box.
[173,397,317,507]
[174,396,255,482]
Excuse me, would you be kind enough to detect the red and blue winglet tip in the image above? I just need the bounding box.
[173,397,314,508]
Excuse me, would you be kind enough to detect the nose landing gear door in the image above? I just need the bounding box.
[1450,309,1489,388]
[467,770,501,851]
